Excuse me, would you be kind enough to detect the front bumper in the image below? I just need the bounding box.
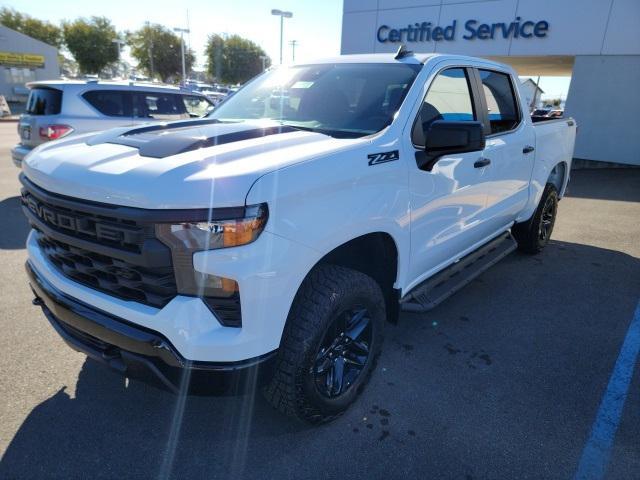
[11,144,32,168]
[26,261,276,392]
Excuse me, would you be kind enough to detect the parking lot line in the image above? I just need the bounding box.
[574,300,640,480]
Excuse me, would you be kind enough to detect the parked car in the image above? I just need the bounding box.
[531,108,564,122]
[531,108,551,118]
[21,53,576,423]
[11,80,215,167]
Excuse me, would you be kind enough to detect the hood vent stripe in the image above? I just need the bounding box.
[106,125,298,159]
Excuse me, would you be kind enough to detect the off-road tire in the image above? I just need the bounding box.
[512,183,559,254]
[263,264,385,424]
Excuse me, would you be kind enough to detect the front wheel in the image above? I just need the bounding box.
[263,264,385,424]
[512,183,559,254]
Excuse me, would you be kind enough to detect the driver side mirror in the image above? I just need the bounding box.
[418,121,485,171]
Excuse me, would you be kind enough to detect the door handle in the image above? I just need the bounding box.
[474,158,491,168]
[523,145,535,154]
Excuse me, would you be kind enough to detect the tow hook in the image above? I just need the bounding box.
[32,297,43,306]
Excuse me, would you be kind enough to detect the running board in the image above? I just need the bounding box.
[400,232,517,312]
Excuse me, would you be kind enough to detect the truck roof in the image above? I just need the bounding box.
[307,53,437,65]
[295,53,512,71]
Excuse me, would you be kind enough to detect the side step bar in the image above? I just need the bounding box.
[400,231,517,313]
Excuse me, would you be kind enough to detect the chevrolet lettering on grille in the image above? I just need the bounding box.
[22,192,143,246]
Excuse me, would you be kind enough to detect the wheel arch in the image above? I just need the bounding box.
[293,232,401,324]
[547,161,568,197]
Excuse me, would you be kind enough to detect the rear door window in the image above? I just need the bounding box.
[133,92,189,120]
[83,90,132,117]
[26,88,62,115]
[478,70,520,134]
[180,95,214,117]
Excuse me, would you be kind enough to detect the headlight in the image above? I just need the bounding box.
[155,203,268,327]
[157,203,268,252]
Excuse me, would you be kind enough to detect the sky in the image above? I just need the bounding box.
[6,0,571,97]
[5,0,344,67]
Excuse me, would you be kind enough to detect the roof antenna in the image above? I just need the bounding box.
[394,44,414,60]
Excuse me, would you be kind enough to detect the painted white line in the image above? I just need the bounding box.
[574,300,640,480]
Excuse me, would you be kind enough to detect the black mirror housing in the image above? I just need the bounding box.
[419,121,485,171]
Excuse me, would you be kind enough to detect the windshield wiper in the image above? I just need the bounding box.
[279,123,365,139]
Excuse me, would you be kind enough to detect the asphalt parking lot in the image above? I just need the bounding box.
[0,122,638,479]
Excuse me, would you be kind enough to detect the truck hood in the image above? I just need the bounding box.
[22,120,365,209]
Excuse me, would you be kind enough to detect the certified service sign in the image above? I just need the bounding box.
[0,52,46,68]
[377,17,549,44]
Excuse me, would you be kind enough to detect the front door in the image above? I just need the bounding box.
[405,66,494,291]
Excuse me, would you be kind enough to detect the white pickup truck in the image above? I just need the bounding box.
[21,52,576,423]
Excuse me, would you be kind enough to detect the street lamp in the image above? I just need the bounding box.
[173,27,190,84]
[271,9,292,65]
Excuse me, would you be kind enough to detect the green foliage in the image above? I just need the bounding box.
[206,34,269,84]
[126,24,194,83]
[63,17,119,74]
[0,7,63,47]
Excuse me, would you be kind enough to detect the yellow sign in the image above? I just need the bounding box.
[0,51,45,68]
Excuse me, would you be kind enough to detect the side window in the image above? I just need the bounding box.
[83,90,131,117]
[412,68,475,146]
[181,95,214,117]
[478,70,520,134]
[133,92,189,120]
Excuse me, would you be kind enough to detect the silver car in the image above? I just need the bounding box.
[12,80,215,167]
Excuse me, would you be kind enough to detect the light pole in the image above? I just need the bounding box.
[173,27,190,84]
[145,21,155,81]
[288,39,298,63]
[271,9,292,64]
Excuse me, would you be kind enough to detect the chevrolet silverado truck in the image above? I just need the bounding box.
[21,51,576,423]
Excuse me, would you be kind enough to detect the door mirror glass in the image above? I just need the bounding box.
[419,120,485,170]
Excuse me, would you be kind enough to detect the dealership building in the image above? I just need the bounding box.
[341,0,640,166]
[0,25,59,107]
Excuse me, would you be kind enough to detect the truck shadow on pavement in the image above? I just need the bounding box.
[0,196,30,249]
[0,359,305,479]
[1,240,639,479]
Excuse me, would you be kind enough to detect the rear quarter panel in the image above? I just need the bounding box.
[518,118,577,222]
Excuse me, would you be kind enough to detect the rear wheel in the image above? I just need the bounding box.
[263,264,385,424]
[512,183,558,254]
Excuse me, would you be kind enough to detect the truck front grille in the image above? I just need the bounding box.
[36,234,177,308]
[21,175,243,324]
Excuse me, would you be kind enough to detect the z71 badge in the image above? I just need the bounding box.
[367,150,399,166]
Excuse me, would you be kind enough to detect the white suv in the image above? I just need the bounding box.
[12,80,214,166]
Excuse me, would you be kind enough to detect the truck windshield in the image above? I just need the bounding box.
[209,63,421,138]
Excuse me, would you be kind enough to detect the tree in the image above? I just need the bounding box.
[127,24,194,83]
[0,7,63,47]
[63,17,118,74]
[206,34,269,85]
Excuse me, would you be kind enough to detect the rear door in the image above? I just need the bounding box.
[405,66,495,289]
[472,68,536,228]
[81,89,134,131]
[19,87,63,147]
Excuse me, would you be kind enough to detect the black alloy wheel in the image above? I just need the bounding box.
[312,307,373,398]
[539,193,557,242]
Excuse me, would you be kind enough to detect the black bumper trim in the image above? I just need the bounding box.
[26,261,277,389]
